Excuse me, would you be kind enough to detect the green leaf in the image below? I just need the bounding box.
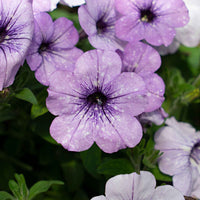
[28,180,64,200]
[31,104,48,119]
[151,166,172,182]
[0,191,15,200]
[14,174,29,200]
[8,180,21,199]
[80,144,101,178]
[15,88,38,105]
[97,158,134,176]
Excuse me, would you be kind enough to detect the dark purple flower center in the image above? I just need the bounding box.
[190,141,200,164]
[87,91,107,106]
[96,18,107,34]
[0,27,7,43]
[140,9,156,23]
[39,42,50,54]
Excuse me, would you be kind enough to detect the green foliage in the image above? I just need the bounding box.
[0,174,64,200]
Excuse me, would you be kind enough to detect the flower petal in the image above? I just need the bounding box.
[152,185,184,200]
[50,114,94,152]
[95,112,142,153]
[75,50,122,86]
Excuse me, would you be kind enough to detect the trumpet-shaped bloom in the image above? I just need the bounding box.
[78,0,126,50]
[121,42,165,112]
[26,12,83,86]
[91,171,185,200]
[115,0,189,46]
[46,49,149,153]
[154,117,200,198]
[0,0,34,91]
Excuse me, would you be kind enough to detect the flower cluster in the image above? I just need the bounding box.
[0,0,199,199]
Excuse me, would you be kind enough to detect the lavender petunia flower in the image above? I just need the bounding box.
[60,0,85,7]
[115,0,189,46]
[26,12,83,86]
[121,42,165,112]
[78,0,126,50]
[154,117,200,198]
[32,0,59,13]
[91,171,185,200]
[0,0,34,91]
[46,49,149,153]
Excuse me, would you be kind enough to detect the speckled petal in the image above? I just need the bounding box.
[108,72,147,116]
[75,50,122,86]
[78,5,97,35]
[144,23,176,46]
[0,0,34,90]
[46,70,88,115]
[142,73,165,112]
[51,17,79,48]
[50,115,94,152]
[95,113,142,153]
[122,42,161,75]
[115,15,144,42]
[115,0,137,15]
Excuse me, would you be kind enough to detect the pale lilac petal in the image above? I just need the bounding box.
[105,173,134,200]
[50,115,94,152]
[84,0,114,21]
[173,170,192,196]
[78,5,97,35]
[0,0,34,90]
[152,185,185,200]
[115,0,137,15]
[34,12,54,42]
[51,17,79,48]
[155,0,189,27]
[88,31,126,51]
[131,171,156,200]
[95,114,142,153]
[115,15,144,42]
[144,23,176,46]
[75,50,122,85]
[46,71,87,115]
[122,42,161,75]
[91,196,107,200]
[143,74,165,112]
[108,72,147,116]
[105,171,155,200]
[32,0,59,13]
[154,117,197,151]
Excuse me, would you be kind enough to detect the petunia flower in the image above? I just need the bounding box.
[115,0,189,46]
[46,49,149,153]
[26,12,83,86]
[60,0,85,7]
[121,42,165,112]
[90,171,185,200]
[32,0,59,13]
[0,0,34,91]
[78,0,126,50]
[154,117,200,198]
